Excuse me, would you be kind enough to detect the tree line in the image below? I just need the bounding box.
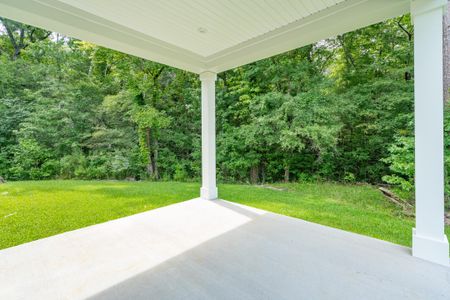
[0,15,448,205]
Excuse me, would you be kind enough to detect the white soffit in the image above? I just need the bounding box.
[0,0,410,73]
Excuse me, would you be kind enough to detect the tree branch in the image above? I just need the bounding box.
[396,16,412,41]
[0,18,20,60]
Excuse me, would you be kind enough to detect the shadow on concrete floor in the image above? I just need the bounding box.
[87,200,450,300]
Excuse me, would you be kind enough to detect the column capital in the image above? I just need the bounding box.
[411,0,447,18]
[199,71,217,82]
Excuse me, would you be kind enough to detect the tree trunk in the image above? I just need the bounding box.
[260,162,266,184]
[250,165,259,184]
[284,165,290,183]
[152,137,159,179]
[145,127,154,177]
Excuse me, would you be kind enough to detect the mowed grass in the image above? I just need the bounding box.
[0,180,449,251]
[221,183,450,249]
[0,180,199,249]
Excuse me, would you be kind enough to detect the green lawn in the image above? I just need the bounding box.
[0,180,199,249]
[222,183,450,249]
[1,180,449,251]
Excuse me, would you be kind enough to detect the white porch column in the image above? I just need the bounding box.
[411,0,449,266]
[200,71,218,200]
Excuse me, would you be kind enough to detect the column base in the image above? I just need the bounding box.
[412,228,449,266]
[200,187,218,200]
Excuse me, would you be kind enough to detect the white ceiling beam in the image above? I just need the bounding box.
[0,0,410,74]
[206,0,410,73]
[0,0,206,73]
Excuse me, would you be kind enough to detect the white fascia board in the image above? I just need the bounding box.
[0,0,410,74]
[411,0,447,16]
[205,0,411,73]
[0,0,206,73]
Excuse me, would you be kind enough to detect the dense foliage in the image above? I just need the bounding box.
[0,15,447,205]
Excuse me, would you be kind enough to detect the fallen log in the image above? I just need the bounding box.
[379,187,450,225]
[378,187,414,216]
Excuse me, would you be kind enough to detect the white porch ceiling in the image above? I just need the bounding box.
[56,0,347,57]
[0,0,410,73]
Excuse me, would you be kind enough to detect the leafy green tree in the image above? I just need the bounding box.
[0,14,428,193]
[8,138,55,180]
[132,106,171,179]
[0,17,51,60]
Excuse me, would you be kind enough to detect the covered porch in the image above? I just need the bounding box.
[0,0,449,297]
[1,199,449,299]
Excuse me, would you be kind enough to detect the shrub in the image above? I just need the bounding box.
[343,172,356,183]
[381,136,414,192]
[173,164,188,182]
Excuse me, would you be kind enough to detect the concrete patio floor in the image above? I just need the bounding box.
[0,198,449,300]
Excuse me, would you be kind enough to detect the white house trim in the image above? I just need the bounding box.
[411,0,449,266]
[200,71,218,200]
[204,0,410,73]
[0,0,410,73]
